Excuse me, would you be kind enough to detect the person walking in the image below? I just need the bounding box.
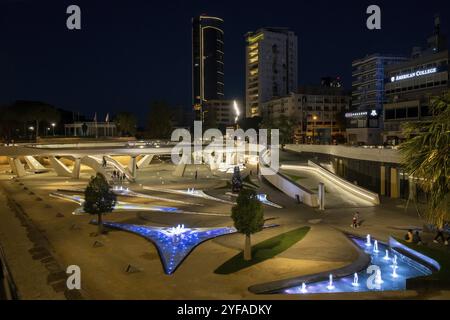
[195,170,198,180]
[433,225,448,245]
[351,212,360,228]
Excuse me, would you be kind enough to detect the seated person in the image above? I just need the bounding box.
[412,231,422,245]
[405,229,414,243]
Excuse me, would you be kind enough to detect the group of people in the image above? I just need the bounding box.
[405,224,449,246]
[111,170,127,184]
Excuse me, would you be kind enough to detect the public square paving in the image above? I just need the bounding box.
[0,152,449,300]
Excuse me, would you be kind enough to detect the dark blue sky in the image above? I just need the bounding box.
[1,0,449,122]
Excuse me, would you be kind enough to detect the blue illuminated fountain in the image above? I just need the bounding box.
[284,235,433,295]
[101,221,277,275]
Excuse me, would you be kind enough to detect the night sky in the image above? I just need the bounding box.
[1,0,449,123]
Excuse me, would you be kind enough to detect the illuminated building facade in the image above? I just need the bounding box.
[347,54,407,145]
[261,86,350,144]
[245,28,298,118]
[383,17,448,145]
[192,15,225,121]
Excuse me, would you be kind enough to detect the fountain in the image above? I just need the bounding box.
[301,283,307,293]
[384,250,390,260]
[392,265,399,278]
[352,273,359,287]
[373,240,379,253]
[375,269,384,285]
[164,224,187,237]
[327,274,335,291]
[391,255,398,268]
[366,234,371,246]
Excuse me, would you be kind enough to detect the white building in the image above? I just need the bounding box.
[245,28,298,118]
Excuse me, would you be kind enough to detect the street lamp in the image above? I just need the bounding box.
[233,100,240,125]
[28,126,35,142]
[51,123,56,136]
[312,115,318,144]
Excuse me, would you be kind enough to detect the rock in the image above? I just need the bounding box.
[56,213,64,218]
[70,224,81,230]
[125,264,141,274]
[36,197,43,201]
[93,241,104,248]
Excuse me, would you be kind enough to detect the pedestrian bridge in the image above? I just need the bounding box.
[0,141,268,180]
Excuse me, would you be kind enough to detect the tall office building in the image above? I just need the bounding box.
[192,15,225,121]
[347,54,407,145]
[245,28,298,118]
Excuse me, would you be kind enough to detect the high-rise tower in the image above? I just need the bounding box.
[192,15,224,121]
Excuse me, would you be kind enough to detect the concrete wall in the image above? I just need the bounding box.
[308,160,380,205]
[285,144,401,164]
[262,166,318,207]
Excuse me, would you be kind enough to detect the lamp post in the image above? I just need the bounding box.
[51,123,56,136]
[28,126,35,142]
[312,115,318,144]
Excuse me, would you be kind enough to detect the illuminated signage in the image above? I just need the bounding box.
[390,67,437,82]
[345,110,379,119]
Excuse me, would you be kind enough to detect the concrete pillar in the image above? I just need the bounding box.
[137,154,154,169]
[173,163,187,177]
[49,156,73,177]
[318,182,325,211]
[72,158,82,179]
[11,158,26,177]
[128,156,137,178]
[380,165,386,196]
[390,167,400,199]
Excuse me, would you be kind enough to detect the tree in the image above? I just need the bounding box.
[147,101,174,139]
[261,115,295,149]
[231,189,264,261]
[83,173,117,234]
[399,92,450,228]
[115,112,137,136]
[231,166,243,193]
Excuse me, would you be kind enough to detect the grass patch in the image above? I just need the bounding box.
[214,226,310,275]
[396,238,450,281]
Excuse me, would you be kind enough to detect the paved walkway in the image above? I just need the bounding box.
[0,182,67,300]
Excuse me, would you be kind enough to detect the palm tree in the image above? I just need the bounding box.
[83,173,117,234]
[399,92,450,228]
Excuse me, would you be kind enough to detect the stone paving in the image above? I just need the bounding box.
[0,155,448,300]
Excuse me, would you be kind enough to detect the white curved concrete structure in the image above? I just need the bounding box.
[24,156,47,171]
[137,155,154,169]
[261,165,319,207]
[49,156,73,178]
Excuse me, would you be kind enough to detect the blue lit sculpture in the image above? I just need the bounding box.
[100,222,277,275]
